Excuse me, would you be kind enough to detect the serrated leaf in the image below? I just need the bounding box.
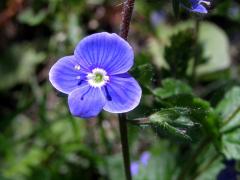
[154,78,192,99]
[149,108,199,141]
[161,94,221,147]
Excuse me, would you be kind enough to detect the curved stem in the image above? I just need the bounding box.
[118,1,135,180]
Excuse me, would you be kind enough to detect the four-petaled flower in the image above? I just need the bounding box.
[49,32,142,118]
[189,0,211,14]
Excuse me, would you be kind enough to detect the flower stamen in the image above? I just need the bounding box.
[87,68,109,88]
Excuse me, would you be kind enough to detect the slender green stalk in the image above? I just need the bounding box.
[118,0,135,180]
[191,153,219,180]
[177,137,210,180]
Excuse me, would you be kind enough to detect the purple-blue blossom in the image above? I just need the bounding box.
[131,151,151,176]
[49,32,142,118]
[189,0,211,14]
[130,162,139,176]
[140,151,151,166]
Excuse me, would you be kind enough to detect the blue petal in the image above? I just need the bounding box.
[103,73,142,113]
[49,56,86,94]
[192,4,208,13]
[68,85,106,118]
[74,32,134,75]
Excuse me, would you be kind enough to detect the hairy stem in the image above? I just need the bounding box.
[120,0,135,40]
[118,0,135,180]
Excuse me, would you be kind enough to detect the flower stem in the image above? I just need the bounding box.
[118,113,132,180]
[120,0,135,40]
[118,1,135,179]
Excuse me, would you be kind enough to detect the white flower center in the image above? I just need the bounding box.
[87,68,109,88]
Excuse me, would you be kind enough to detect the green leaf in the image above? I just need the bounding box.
[216,87,240,131]
[154,78,192,99]
[216,87,240,160]
[163,94,221,147]
[195,146,224,180]
[18,8,48,26]
[151,21,230,75]
[221,129,240,160]
[0,44,46,90]
[131,53,154,94]
[197,22,231,75]
[164,29,195,78]
[149,108,201,142]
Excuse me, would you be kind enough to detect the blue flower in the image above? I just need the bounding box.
[49,32,142,118]
[189,0,211,14]
[131,151,151,176]
[140,151,151,166]
[130,162,139,176]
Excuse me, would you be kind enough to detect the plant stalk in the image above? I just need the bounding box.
[120,0,135,40]
[118,1,135,180]
[118,113,132,180]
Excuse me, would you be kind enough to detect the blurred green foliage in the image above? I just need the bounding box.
[0,0,240,179]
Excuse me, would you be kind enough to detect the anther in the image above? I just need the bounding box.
[74,65,81,70]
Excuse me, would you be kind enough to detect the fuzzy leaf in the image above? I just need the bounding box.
[149,108,202,142]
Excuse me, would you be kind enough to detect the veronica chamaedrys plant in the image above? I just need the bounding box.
[189,0,211,13]
[49,32,142,118]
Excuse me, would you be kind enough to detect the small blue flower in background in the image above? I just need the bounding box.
[131,151,151,176]
[189,0,211,14]
[140,151,151,166]
[49,32,142,118]
[131,162,139,176]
